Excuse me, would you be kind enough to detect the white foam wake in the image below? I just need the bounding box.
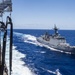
[23,34,43,47]
[5,40,35,75]
[12,46,34,75]
[40,67,62,75]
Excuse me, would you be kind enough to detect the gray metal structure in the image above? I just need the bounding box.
[0,0,13,75]
[0,0,12,17]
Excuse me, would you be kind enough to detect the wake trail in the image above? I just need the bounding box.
[40,67,62,75]
[5,36,35,75]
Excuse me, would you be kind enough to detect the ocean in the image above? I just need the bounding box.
[6,29,75,75]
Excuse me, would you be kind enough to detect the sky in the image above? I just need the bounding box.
[5,0,75,29]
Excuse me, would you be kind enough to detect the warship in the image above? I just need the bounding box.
[0,0,13,75]
[37,25,75,54]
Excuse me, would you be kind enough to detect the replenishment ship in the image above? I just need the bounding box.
[37,25,75,54]
[0,0,13,75]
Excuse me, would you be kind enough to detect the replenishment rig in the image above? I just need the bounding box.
[0,0,13,75]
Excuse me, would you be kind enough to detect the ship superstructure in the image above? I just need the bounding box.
[37,25,75,54]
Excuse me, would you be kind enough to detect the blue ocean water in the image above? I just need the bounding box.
[12,29,75,75]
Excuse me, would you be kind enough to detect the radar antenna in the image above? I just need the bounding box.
[54,24,58,35]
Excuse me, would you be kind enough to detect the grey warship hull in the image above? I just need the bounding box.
[37,37,75,54]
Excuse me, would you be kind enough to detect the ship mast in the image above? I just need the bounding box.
[54,24,58,35]
[0,0,13,75]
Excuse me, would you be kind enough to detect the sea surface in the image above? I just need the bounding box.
[5,29,75,75]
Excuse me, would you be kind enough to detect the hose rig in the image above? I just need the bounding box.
[0,0,13,75]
